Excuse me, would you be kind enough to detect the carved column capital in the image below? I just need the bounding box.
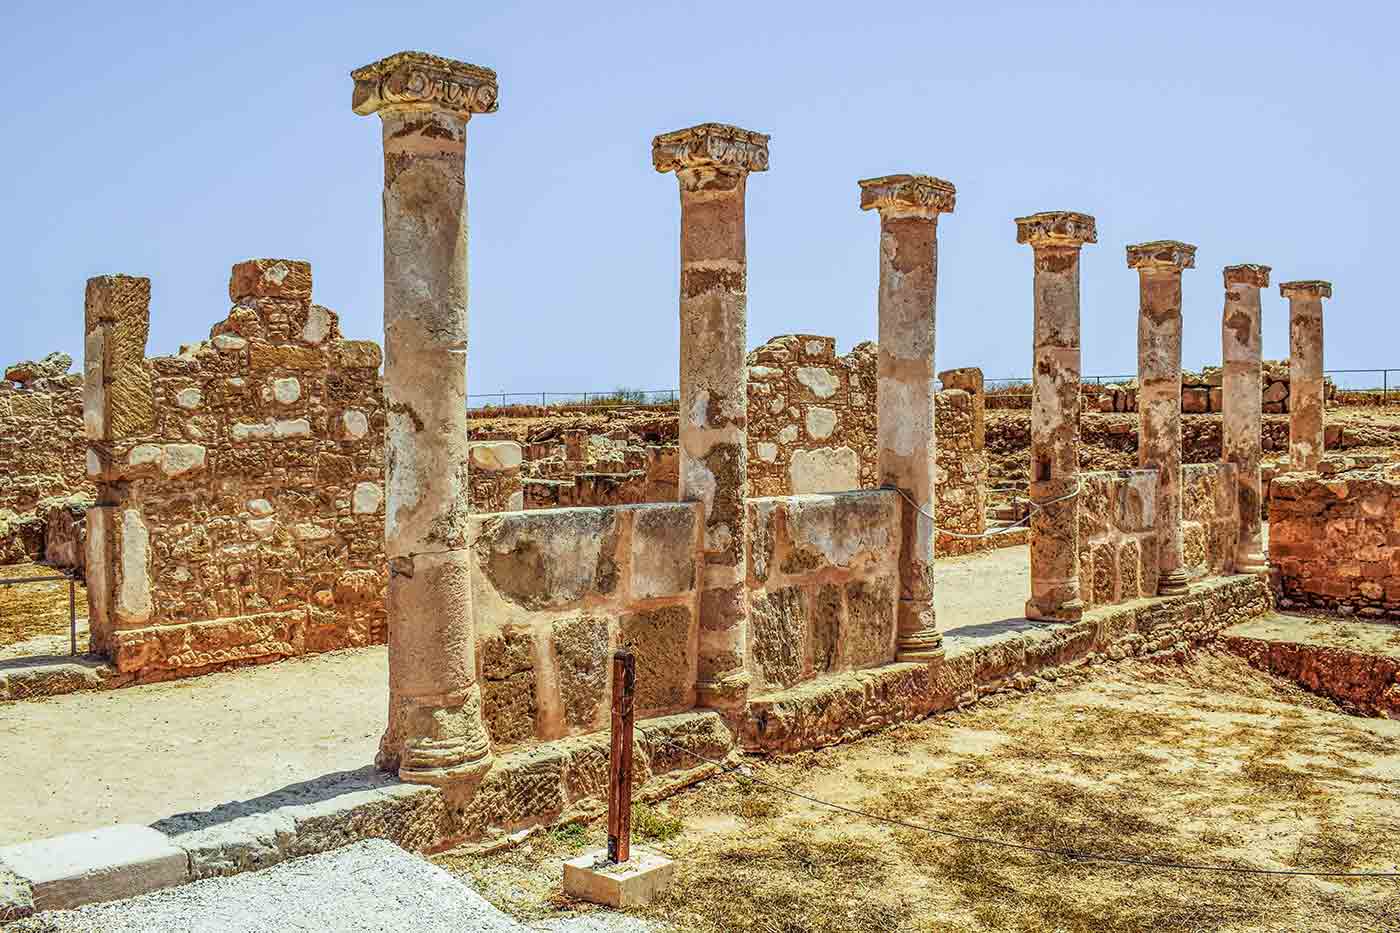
[1280,279,1333,300]
[1015,211,1097,249]
[653,123,769,191]
[1224,263,1271,288]
[1127,240,1197,272]
[351,51,499,119]
[858,174,956,220]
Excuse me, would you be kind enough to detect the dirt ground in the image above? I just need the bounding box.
[436,653,1400,933]
[0,561,85,655]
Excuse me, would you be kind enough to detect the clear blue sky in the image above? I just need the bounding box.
[3,1,1392,395]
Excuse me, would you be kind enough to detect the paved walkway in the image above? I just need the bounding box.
[0,546,1032,846]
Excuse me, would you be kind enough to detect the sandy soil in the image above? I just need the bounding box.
[437,654,1400,933]
[1228,613,1400,658]
[0,647,386,845]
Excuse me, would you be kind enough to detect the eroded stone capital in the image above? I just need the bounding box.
[652,123,770,180]
[1224,263,1271,288]
[1126,240,1197,272]
[351,51,498,118]
[1280,279,1333,300]
[858,174,955,219]
[1014,211,1097,248]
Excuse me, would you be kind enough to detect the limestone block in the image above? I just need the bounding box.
[480,628,537,745]
[159,444,207,479]
[4,352,72,386]
[114,509,151,627]
[212,334,248,353]
[353,482,384,515]
[0,824,188,912]
[563,848,676,909]
[469,441,523,471]
[750,586,805,688]
[473,509,621,609]
[301,305,333,345]
[340,409,370,440]
[274,418,312,439]
[332,341,383,370]
[805,407,837,440]
[788,446,859,495]
[249,344,326,371]
[842,577,896,669]
[272,377,302,405]
[630,504,698,599]
[174,386,203,410]
[795,366,838,399]
[229,259,313,302]
[777,424,799,445]
[621,604,693,712]
[552,613,611,729]
[756,442,778,463]
[84,274,154,441]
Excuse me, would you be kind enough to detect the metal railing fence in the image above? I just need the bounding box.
[0,571,79,656]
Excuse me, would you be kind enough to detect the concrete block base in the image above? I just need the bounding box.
[563,847,676,908]
[0,824,189,912]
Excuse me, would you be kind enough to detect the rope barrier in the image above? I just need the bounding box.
[883,480,1081,541]
[657,739,1400,880]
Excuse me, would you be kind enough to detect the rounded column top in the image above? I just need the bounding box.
[351,51,498,118]
[858,174,956,219]
[1014,211,1097,247]
[1280,280,1333,299]
[652,123,770,176]
[1126,240,1197,271]
[1223,264,1271,288]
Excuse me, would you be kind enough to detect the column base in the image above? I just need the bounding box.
[696,671,751,717]
[1024,597,1083,623]
[1157,569,1191,596]
[1233,549,1269,574]
[398,741,493,787]
[895,630,945,663]
[378,691,494,787]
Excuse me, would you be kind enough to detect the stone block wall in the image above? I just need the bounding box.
[0,354,93,563]
[467,503,703,747]
[934,379,989,557]
[745,490,900,693]
[1181,463,1241,580]
[468,441,523,512]
[1269,465,1400,617]
[747,335,877,496]
[1077,469,1160,610]
[84,262,389,677]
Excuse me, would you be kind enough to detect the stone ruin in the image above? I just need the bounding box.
[82,264,389,678]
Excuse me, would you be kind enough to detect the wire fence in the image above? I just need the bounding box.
[985,369,1400,403]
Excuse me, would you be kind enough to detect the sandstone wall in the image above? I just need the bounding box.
[1269,465,1400,617]
[746,335,877,497]
[468,441,524,513]
[934,382,989,557]
[1181,462,1241,580]
[84,261,388,677]
[745,491,901,694]
[1077,469,1160,610]
[0,355,93,564]
[468,502,703,747]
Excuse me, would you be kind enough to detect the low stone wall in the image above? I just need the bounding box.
[1269,465,1400,617]
[468,502,703,748]
[746,335,877,496]
[84,262,389,678]
[1181,463,1240,580]
[1077,469,1159,610]
[745,491,900,692]
[934,378,989,556]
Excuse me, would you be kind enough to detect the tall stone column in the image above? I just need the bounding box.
[1015,212,1096,621]
[352,51,498,784]
[1222,264,1270,572]
[1128,240,1197,596]
[1280,280,1333,472]
[859,175,955,659]
[653,123,768,713]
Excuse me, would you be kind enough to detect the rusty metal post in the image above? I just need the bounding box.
[607,649,636,864]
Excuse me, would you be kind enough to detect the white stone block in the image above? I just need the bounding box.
[159,444,207,478]
[341,409,369,440]
[128,444,162,468]
[0,825,188,912]
[469,441,523,471]
[756,442,778,463]
[272,377,301,405]
[212,334,247,352]
[115,509,151,625]
[788,446,860,495]
[796,366,838,398]
[174,387,203,410]
[247,499,274,517]
[806,407,837,440]
[274,418,312,439]
[562,848,676,909]
[353,482,384,515]
[301,305,331,345]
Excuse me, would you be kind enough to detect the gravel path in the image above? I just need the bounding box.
[9,840,663,933]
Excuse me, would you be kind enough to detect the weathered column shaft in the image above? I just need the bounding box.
[352,51,498,785]
[860,175,955,659]
[1222,264,1270,572]
[1282,280,1333,471]
[1016,212,1096,622]
[1129,240,1197,596]
[654,123,768,713]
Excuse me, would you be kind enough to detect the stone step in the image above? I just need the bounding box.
[0,824,188,915]
[1222,614,1400,716]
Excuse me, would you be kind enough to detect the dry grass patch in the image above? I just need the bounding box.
[0,561,84,649]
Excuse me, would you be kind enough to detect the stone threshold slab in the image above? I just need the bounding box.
[1223,613,1400,716]
[0,711,732,921]
[741,573,1272,752]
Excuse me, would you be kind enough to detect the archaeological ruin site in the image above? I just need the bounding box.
[1,46,1397,933]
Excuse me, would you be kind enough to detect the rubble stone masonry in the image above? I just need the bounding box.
[1270,464,1400,617]
[84,261,388,678]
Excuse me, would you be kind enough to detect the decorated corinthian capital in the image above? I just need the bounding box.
[652,123,770,186]
[1127,240,1197,272]
[352,51,498,118]
[858,174,956,220]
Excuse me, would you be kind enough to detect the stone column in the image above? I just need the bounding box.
[1015,212,1096,621]
[1222,264,1271,573]
[1280,280,1333,472]
[653,123,768,713]
[860,175,956,659]
[352,51,498,784]
[1128,240,1197,596]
